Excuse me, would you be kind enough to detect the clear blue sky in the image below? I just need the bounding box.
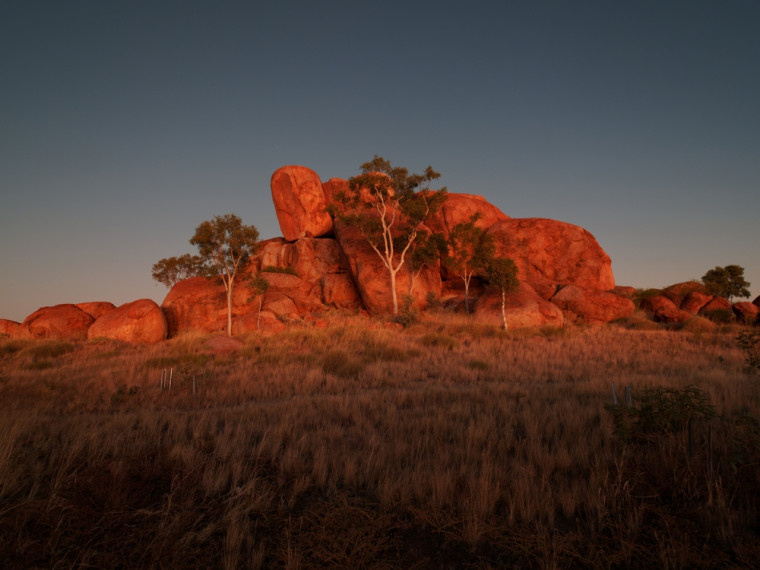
[1,0,758,322]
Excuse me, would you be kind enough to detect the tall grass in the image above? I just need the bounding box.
[1,315,758,568]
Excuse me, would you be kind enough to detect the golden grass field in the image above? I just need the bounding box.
[1,311,758,569]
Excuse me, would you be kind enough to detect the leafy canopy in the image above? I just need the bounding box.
[701,265,750,301]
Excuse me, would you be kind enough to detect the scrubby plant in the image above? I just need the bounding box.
[737,328,760,372]
[605,385,717,443]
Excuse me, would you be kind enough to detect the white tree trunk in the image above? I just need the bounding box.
[500,288,508,330]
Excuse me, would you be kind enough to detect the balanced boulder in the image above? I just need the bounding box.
[271,165,333,241]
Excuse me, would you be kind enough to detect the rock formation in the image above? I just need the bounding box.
[486,218,615,291]
[20,304,95,340]
[87,299,167,343]
[640,295,692,324]
[14,164,748,339]
[271,165,333,241]
[0,319,21,337]
[551,285,635,324]
[475,282,564,328]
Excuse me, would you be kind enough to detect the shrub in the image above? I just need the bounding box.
[737,329,760,372]
[606,385,717,443]
[702,309,734,324]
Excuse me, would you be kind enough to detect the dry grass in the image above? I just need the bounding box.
[0,313,758,568]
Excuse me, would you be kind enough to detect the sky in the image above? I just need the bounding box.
[1,0,758,322]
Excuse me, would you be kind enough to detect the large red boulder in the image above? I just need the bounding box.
[76,301,116,320]
[698,296,732,316]
[426,192,509,240]
[333,220,441,314]
[0,319,21,337]
[88,299,167,343]
[550,285,635,324]
[753,295,760,308]
[475,282,564,329]
[271,165,333,241]
[661,281,708,307]
[732,302,759,324]
[232,310,287,335]
[486,218,615,291]
[680,291,713,314]
[640,295,691,324]
[161,277,234,336]
[20,304,94,340]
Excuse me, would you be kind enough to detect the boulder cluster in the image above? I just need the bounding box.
[2,165,757,342]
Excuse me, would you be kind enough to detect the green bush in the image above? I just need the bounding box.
[419,332,458,349]
[737,329,760,372]
[702,309,734,324]
[605,385,717,443]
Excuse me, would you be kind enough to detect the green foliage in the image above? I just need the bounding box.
[331,156,447,315]
[394,295,420,328]
[737,329,760,372]
[155,214,260,336]
[605,385,717,443]
[444,213,495,313]
[483,258,519,294]
[702,308,735,324]
[248,275,270,297]
[702,264,751,301]
[151,253,205,288]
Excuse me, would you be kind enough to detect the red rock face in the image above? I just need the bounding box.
[232,310,286,335]
[88,299,167,343]
[75,301,116,320]
[475,282,564,328]
[753,295,760,308]
[21,304,94,340]
[322,273,362,309]
[486,218,615,291]
[0,319,21,337]
[426,192,509,240]
[161,277,230,336]
[271,165,333,241]
[680,291,713,314]
[551,285,635,324]
[640,295,691,324]
[732,302,759,324]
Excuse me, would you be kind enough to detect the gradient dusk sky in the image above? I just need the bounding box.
[1,0,758,322]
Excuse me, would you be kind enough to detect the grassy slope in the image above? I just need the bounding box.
[1,313,758,569]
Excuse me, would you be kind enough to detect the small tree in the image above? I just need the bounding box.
[151,253,205,288]
[249,274,270,331]
[444,213,495,314]
[335,155,447,315]
[153,214,260,336]
[702,265,751,302]
[407,231,446,297]
[484,257,519,330]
